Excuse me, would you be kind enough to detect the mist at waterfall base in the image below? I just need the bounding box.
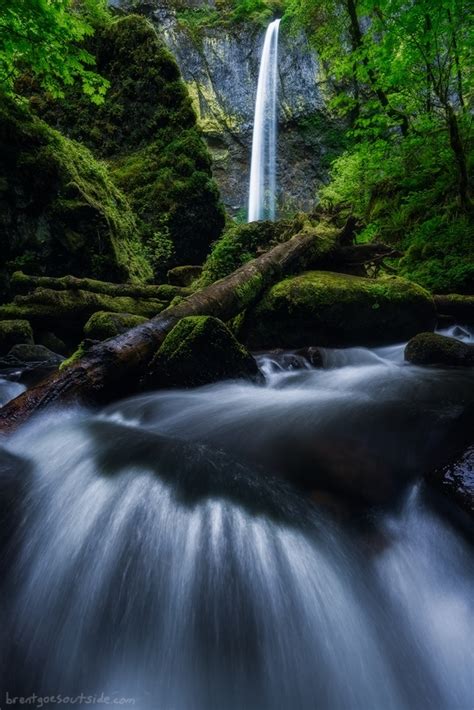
[248,19,280,222]
[0,328,473,709]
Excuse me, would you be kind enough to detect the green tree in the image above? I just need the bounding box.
[285,0,472,208]
[0,0,109,103]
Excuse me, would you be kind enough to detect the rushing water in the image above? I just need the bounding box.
[0,330,473,709]
[248,19,281,222]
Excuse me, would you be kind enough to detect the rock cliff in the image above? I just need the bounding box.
[114,1,343,216]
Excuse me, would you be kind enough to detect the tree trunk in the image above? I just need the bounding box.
[346,0,409,136]
[0,229,337,433]
[446,106,470,210]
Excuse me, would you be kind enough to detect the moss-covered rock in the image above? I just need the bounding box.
[148,315,260,388]
[167,265,202,287]
[405,332,474,367]
[34,14,225,276]
[0,320,33,355]
[84,311,148,340]
[240,271,436,348]
[0,96,152,298]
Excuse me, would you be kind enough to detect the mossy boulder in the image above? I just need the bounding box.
[148,315,260,388]
[240,272,436,348]
[0,97,152,298]
[167,265,202,287]
[84,311,148,341]
[34,14,225,276]
[0,320,33,355]
[405,332,474,367]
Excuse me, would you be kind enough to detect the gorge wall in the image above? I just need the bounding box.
[114,1,342,217]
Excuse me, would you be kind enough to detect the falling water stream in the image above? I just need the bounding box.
[0,327,473,709]
[248,19,281,222]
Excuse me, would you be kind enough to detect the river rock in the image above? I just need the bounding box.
[7,344,64,365]
[147,315,260,388]
[426,445,474,519]
[240,272,436,348]
[84,311,148,341]
[0,320,33,355]
[405,332,474,367]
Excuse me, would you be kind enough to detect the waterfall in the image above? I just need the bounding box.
[248,19,281,222]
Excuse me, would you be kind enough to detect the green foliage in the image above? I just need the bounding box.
[287,0,473,293]
[0,0,109,103]
[199,220,296,285]
[34,14,225,276]
[175,0,284,32]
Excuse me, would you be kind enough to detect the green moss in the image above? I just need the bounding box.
[0,96,152,296]
[240,271,436,348]
[0,319,34,354]
[149,315,259,388]
[33,14,225,277]
[59,341,89,370]
[84,311,148,340]
[235,272,265,309]
[199,218,300,285]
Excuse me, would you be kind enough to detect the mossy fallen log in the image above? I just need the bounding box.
[0,289,166,334]
[0,227,337,432]
[11,271,191,301]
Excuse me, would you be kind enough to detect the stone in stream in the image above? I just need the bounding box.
[0,320,33,355]
[240,271,436,349]
[147,315,260,389]
[405,332,474,367]
[426,445,474,522]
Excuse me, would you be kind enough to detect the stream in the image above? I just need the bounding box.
[0,327,473,709]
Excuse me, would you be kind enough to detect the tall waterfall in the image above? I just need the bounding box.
[248,19,281,222]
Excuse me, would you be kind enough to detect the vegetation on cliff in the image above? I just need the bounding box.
[0,96,152,297]
[34,13,225,277]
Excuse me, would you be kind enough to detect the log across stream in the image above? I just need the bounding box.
[0,328,472,709]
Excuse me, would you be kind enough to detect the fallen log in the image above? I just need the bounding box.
[10,271,191,301]
[0,289,166,334]
[0,228,337,433]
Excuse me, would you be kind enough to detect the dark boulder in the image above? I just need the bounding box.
[434,294,474,323]
[0,320,33,355]
[426,445,474,527]
[405,332,474,367]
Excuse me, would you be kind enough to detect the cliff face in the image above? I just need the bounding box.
[115,1,342,217]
